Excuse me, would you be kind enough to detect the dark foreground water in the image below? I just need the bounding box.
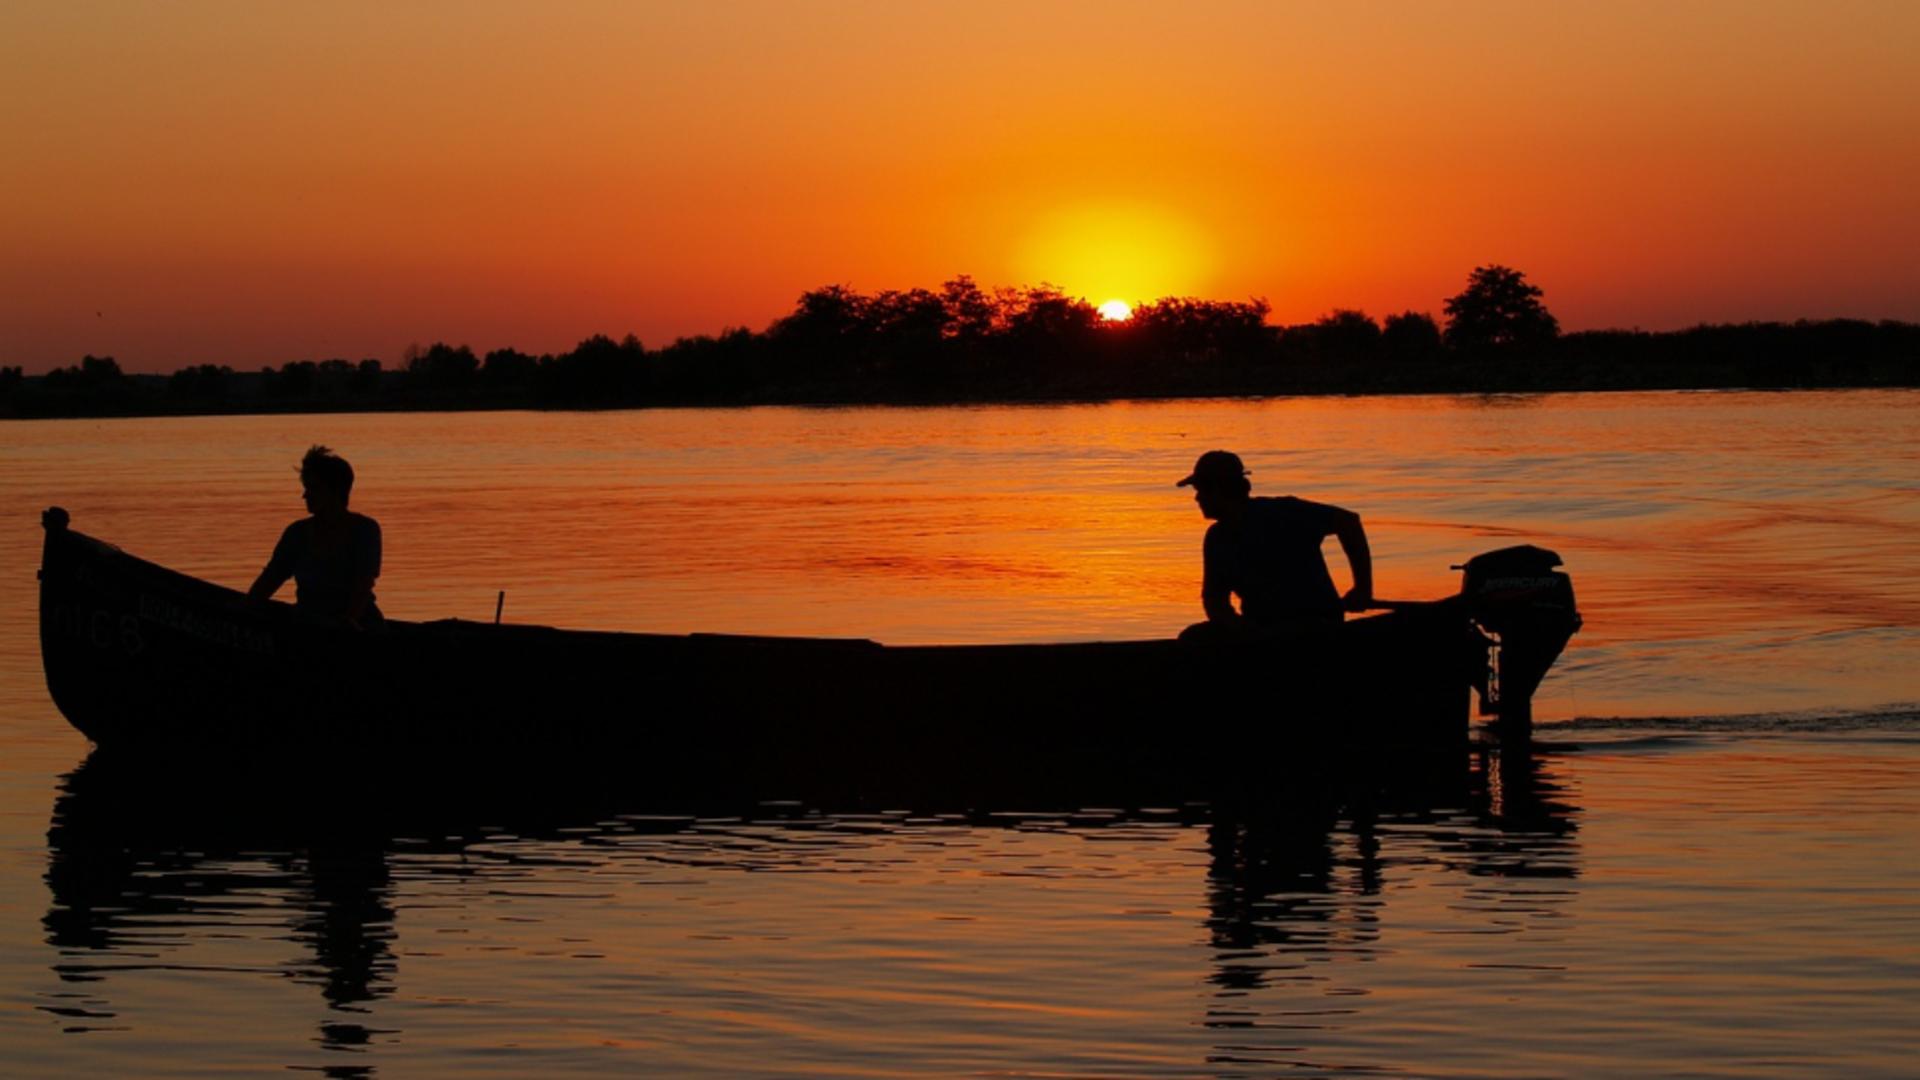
[1,391,1916,1075]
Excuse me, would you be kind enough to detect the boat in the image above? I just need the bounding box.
[37,506,1579,793]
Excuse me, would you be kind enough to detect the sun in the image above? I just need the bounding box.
[1016,201,1213,308]
[1097,299,1133,322]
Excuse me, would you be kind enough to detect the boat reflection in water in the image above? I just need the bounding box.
[1196,743,1575,1063]
[44,744,1578,1073]
[44,756,404,1063]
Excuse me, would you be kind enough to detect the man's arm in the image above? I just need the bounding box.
[1331,507,1373,611]
[1201,524,1239,622]
[248,526,295,603]
[247,566,290,603]
[342,519,381,627]
[343,577,376,626]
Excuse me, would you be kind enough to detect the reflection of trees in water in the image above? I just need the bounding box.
[1199,746,1581,1069]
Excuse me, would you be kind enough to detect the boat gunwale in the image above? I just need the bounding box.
[43,511,1461,656]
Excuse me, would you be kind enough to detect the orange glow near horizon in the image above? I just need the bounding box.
[2,3,1917,372]
[1017,203,1215,311]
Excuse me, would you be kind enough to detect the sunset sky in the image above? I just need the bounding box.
[4,1,1917,372]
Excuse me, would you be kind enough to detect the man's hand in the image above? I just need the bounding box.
[1333,511,1374,615]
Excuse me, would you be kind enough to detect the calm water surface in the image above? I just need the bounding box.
[1,391,1916,1075]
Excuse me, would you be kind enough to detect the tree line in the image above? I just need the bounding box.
[5,266,1917,418]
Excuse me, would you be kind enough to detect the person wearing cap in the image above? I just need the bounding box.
[1176,449,1373,635]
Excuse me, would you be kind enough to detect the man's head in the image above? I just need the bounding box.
[299,444,354,514]
[1176,450,1251,520]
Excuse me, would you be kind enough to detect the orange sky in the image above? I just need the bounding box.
[3,1,1917,372]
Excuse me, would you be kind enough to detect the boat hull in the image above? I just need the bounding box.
[38,509,1520,793]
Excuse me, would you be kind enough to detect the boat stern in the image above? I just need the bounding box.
[1457,545,1582,731]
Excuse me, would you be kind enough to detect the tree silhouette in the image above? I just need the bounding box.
[547,333,648,401]
[481,347,537,389]
[1130,298,1273,364]
[314,358,361,396]
[1311,309,1384,362]
[1443,265,1559,351]
[939,276,996,343]
[1000,284,1100,342]
[406,342,479,390]
[43,355,126,391]
[1382,311,1444,362]
[168,364,234,402]
[865,287,948,376]
[8,271,1918,420]
[266,360,317,398]
[772,285,867,351]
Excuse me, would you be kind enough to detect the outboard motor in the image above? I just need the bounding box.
[1457,545,1581,731]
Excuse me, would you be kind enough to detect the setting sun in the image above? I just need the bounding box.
[1016,202,1214,310]
[1098,299,1133,322]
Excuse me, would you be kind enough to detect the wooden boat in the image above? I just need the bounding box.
[37,506,1578,793]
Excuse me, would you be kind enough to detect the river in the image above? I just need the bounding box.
[1,390,1914,1075]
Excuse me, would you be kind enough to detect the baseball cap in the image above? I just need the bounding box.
[1176,450,1249,488]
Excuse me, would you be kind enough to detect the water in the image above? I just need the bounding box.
[2,390,1917,1075]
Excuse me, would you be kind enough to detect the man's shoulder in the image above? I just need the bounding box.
[1248,495,1313,518]
[1247,495,1350,533]
[1256,494,1345,516]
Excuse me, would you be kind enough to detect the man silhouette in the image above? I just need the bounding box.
[1177,450,1373,637]
[249,445,383,628]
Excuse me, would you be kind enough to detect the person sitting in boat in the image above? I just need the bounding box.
[248,445,383,628]
[1176,449,1373,638]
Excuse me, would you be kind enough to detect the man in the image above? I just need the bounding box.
[249,445,383,628]
[1176,449,1373,635]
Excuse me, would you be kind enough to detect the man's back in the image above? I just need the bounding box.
[1202,495,1345,624]
[265,512,383,619]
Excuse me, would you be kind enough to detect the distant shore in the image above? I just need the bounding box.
[3,349,1917,424]
[7,277,1917,420]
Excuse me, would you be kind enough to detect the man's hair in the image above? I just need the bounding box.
[1212,474,1252,499]
[299,444,355,499]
